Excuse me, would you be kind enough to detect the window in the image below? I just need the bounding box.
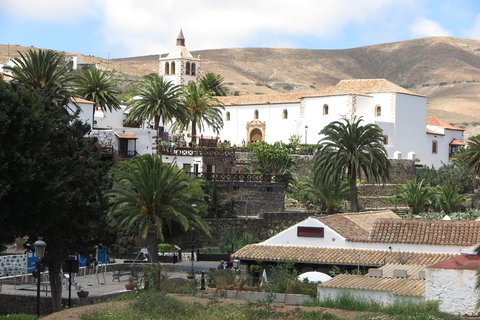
[226,111,230,121]
[283,109,288,119]
[375,105,382,117]
[165,62,169,75]
[383,135,388,145]
[297,226,324,238]
[191,63,196,75]
[323,104,329,115]
[182,163,191,172]
[254,109,259,119]
[171,61,176,74]
[186,62,190,75]
[432,140,438,154]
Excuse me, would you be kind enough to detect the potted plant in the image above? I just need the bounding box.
[125,276,137,290]
[186,270,195,279]
[77,290,89,298]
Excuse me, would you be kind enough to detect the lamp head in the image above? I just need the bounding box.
[34,237,47,259]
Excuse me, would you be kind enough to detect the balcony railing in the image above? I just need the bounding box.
[187,172,286,183]
[156,146,235,158]
[117,149,139,159]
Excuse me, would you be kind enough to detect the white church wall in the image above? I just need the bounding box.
[73,102,94,127]
[393,94,428,165]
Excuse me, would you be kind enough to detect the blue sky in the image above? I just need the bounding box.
[0,0,479,59]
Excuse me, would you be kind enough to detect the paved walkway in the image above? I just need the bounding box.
[0,260,220,298]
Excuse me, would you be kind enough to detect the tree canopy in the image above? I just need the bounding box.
[313,116,390,212]
[106,154,210,262]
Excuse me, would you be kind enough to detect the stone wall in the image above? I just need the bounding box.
[216,181,285,217]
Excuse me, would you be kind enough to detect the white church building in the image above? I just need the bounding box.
[72,30,464,169]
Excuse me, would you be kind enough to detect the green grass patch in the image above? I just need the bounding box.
[0,315,36,320]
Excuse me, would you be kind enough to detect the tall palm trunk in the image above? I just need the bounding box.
[146,230,159,263]
[349,170,359,212]
[91,103,97,129]
[47,262,63,312]
[191,120,197,145]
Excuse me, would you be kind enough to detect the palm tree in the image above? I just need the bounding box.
[72,68,121,129]
[313,116,390,212]
[126,74,186,137]
[178,82,224,145]
[199,72,229,96]
[6,49,73,105]
[107,154,210,262]
[463,135,480,175]
[435,185,466,214]
[396,179,434,217]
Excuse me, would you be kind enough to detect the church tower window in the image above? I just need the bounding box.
[283,109,288,119]
[171,61,176,74]
[323,104,329,115]
[254,110,259,120]
[191,63,196,75]
[186,62,191,75]
[375,105,382,117]
[165,62,170,75]
[226,112,230,121]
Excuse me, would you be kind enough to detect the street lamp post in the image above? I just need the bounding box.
[34,238,47,318]
[191,204,197,279]
[304,125,308,144]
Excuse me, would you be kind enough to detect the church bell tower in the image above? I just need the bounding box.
[159,30,201,86]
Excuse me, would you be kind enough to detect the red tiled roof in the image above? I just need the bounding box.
[450,139,465,146]
[426,128,444,136]
[367,219,480,246]
[319,273,425,297]
[71,97,94,104]
[428,254,480,270]
[427,116,465,131]
[115,132,139,139]
[234,245,454,266]
[313,210,401,241]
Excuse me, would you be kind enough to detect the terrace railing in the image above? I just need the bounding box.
[187,172,286,183]
[157,146,235,158]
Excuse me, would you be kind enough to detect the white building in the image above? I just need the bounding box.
[213,79,463,168]
[234,211,480,267]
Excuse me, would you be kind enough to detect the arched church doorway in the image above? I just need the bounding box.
[250,128,263,142]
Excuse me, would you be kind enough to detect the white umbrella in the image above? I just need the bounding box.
[298,271,332,283]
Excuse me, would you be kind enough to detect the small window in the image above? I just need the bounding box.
[171,61,176,74]
[191,63,196,75]
[226,111,230,121]
[165,62,170,75]
[254,109,259,120]
[297,226,324,238]
[283,109,288,119]
[375,105,382,117]
[186,62,190,75]
[323,104,329,115]
[383,135,388,145]
[432,140,438,154]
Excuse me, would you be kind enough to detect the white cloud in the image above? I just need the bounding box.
[466,14,480,40]
[96,0,401,56]
[409,17,451,38]
[0,0,99,23]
